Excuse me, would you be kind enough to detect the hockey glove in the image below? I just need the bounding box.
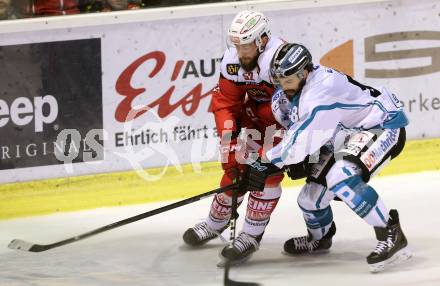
[239,157,281,194]
[285,161,308,180]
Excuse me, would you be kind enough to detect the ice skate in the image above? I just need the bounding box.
[367,209,412,273]
[283,222,336,255]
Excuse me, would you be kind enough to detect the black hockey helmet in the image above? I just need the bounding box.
[270,43,313,82]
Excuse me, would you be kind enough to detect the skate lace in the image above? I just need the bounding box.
[294,236,319,252]
[233,232,259,253]
[193,222,224,241]
[374,232,395,254]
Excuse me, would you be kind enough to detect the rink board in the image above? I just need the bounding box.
[0,138,439,220]
[0,0,440,184]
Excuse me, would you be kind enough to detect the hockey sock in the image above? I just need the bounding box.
[300,206,334,240]
[242,185,282,236]
[206,192,244,231]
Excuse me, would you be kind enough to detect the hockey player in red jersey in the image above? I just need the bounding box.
[182,10,290,264]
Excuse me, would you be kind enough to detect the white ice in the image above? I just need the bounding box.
[1,171,440,286]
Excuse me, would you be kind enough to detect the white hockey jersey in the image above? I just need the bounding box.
[266,65,409,167]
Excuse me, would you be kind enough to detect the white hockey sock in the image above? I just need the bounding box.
[363,198,389,228]
[206,192,244,231]
[308,221,334,241]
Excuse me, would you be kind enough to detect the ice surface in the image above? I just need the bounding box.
[1,171,440,286]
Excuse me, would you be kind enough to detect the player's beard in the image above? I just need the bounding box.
[239,55,259,72]
[285,79,307,99]
[284,90,297,99]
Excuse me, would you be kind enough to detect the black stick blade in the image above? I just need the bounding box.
[223,260,261,286]
[225,276,261,286]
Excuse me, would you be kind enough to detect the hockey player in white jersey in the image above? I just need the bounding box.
[238,43,412,272]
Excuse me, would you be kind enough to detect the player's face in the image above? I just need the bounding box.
[235,42,259,71]
[277,74,303,97]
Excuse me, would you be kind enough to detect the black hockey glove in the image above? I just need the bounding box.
[239,157,281,194]
[285,161,308,180]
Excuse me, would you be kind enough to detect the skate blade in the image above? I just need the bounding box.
[282,249,330,256]
[369,247,413,273]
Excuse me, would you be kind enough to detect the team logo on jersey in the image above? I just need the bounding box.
[247,88,270,101]
[243,71,254,81]
[226,64,240,75]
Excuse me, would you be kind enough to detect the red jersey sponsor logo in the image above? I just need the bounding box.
[243,72,254,81]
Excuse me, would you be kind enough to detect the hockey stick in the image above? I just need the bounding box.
[8,183,238,253]
[223,186,261,286]
[224,260,260,286]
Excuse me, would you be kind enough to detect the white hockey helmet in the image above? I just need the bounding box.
[228,10,271,52]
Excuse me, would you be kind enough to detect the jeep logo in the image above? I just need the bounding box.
[0,95,58,132]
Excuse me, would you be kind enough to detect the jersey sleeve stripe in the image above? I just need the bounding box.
[269,101,402,166]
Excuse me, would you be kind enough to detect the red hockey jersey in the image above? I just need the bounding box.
[211,36,284,137]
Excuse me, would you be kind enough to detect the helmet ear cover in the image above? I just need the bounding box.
[255,31,270,53]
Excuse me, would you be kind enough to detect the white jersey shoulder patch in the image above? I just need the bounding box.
[220,48,240,81]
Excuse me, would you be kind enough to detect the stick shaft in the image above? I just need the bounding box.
[10,183,237,252]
